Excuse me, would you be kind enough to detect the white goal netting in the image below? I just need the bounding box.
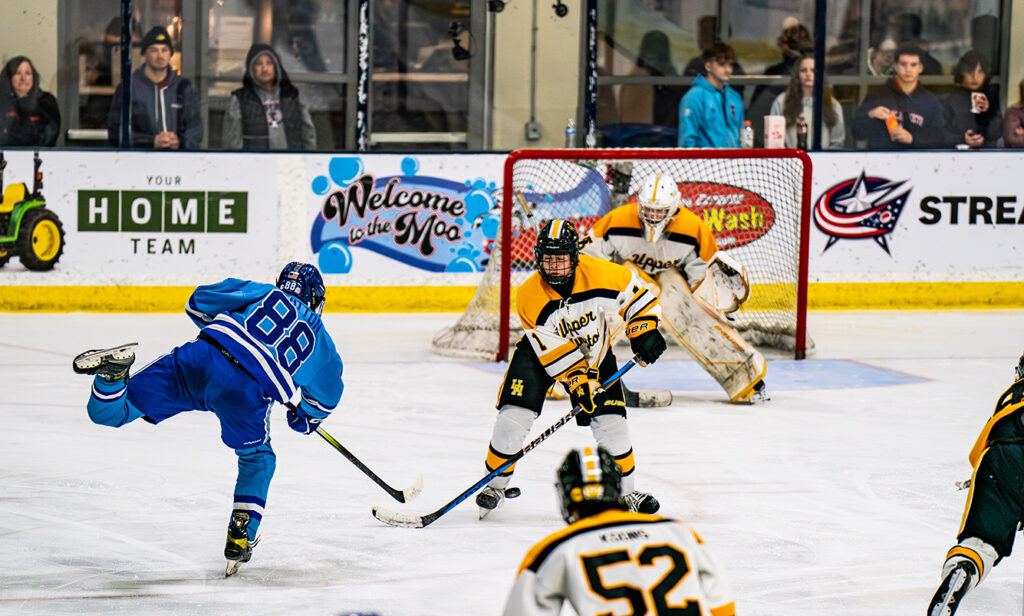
[433,148,812,361]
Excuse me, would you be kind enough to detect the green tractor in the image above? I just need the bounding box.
[0,151,65,271]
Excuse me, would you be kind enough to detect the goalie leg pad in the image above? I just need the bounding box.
[656,268,766,403]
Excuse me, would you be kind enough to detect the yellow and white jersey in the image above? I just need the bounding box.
[581,203,719,288]
[503,509,736,616]
[518,254,661,381]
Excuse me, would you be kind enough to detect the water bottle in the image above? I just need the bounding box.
[740,120,754,148]
[565,119,576,148]
[796,115,808,150]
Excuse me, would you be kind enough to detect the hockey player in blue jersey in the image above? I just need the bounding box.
[72,262,343,577]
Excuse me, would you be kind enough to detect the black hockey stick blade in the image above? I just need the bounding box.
[372,356,639,528]
[315,426,423,503]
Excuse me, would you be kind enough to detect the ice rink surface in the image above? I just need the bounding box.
[2,309,1023,616]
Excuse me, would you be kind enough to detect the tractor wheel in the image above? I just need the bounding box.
[16,208,65,271]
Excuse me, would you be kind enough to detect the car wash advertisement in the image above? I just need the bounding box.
[0,150,277,281]
[807,151,1024,283]
[304,154,506,276]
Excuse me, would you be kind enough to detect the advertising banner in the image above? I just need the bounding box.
[304,153,506,276]
[0,150,278,283]
[808,152,1024,282]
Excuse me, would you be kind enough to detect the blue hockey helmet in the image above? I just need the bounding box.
[277,262,326,314]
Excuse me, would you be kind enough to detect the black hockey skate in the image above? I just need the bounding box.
[224,511,258,577]
[927,560,977,616]
[624,490,660,514]
[475,486,521,519]
[73,343,138,382]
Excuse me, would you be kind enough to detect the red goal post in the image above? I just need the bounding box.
[432,148,813,361]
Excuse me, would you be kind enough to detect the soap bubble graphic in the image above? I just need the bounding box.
[311,175,331,195]
[319,241,353,274]
[401,157,419,176]
[329,158,363,186]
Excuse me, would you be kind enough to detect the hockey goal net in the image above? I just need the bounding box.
[432,148,813,361]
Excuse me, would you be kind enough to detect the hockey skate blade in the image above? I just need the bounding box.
[73,343,139,372]
[225,560,243,577]
[402,475,424,503]
[478,487,519,520]
[372,506,425,529]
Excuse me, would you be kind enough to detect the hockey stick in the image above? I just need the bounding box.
[372,355,640,528]
[289,404,423,503]
[315,426,423,503]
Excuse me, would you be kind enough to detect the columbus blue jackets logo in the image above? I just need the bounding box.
[813,171,911,254]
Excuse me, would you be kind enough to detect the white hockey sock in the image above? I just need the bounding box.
[590,415,636,494]
[486,406,536,490]
[942,537,998,585]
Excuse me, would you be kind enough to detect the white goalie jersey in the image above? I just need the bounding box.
[503,509,736,616]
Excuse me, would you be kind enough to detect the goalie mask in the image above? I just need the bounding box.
[277,261,326,315]
[555,446,623,524]
[535,219,580,288]
[637,173,681,243]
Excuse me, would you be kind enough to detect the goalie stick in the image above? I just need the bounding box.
[289,404,424,503]
[372,355,640,528]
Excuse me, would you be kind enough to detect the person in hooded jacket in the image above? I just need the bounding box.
[107,26,203,149]
[222,44,316,150]
[0,56,61,147]
[678,42,744,148]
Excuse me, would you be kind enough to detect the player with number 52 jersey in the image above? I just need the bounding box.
[503,447,735,616]
[73,262,343,576]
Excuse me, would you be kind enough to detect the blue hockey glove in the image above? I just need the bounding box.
[565,368,607,414]
[287,406,323,435]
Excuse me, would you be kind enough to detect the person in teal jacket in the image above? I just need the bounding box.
[678,42,744,147]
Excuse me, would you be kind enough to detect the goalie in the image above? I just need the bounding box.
[580,172,767,404]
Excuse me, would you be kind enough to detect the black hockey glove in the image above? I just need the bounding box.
[287,406,324,435]
[630,328,667,367]
[565,368,607,414]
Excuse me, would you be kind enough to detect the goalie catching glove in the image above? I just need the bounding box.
[564,368,607,414]
[287,405,325,434]
[626,320,667,367]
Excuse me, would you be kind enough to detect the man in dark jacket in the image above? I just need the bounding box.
[853,43,949,149]
[107,26,203,149]
[0,56,61,147]
[222,44,316,150]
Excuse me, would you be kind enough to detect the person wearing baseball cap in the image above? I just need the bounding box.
[107,25,202,149]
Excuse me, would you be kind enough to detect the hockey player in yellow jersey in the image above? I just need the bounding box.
[502,446,736,616]
[927,353,1024,616]
[581,172,767,404]
[476,219,668,517]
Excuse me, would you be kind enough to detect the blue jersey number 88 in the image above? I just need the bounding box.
[244,290,315,374]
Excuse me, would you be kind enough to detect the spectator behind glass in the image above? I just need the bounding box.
[222,44,316,151]
[678,42,743,148]
[108,26,202,149]
[682,15,745,78]
[852,44,948,149]
[942,50,1002,149]
[0,56,60,147]
[769,54,845,149]
[619,30,685,130]
[748,17,813,145]
[867,38,897,76]
[1004,79,1024,148]
[895,13,943,75]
